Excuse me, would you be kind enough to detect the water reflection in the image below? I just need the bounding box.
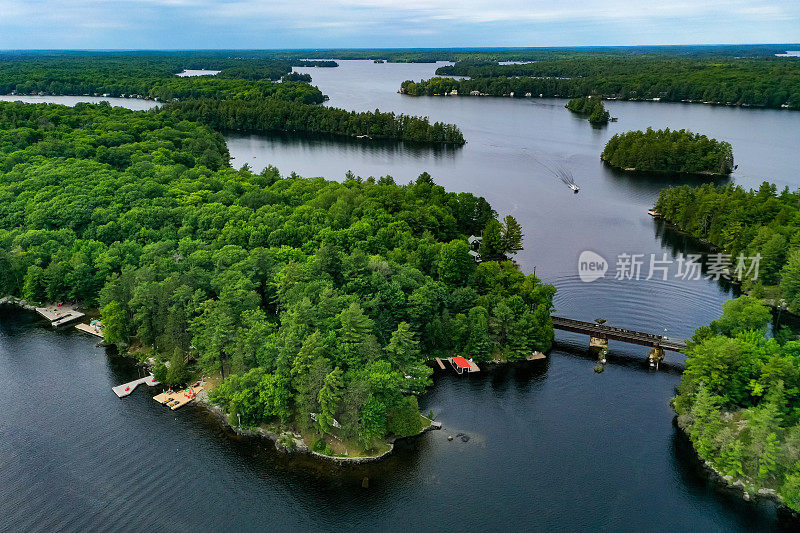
[227,131,461,178]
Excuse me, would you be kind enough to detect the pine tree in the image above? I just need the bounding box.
[384,322,419,368]
[466,306,492,360]
[316,367,344,435]
[479,219,504,261]
[501,215,524,256]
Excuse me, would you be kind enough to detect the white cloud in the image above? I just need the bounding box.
[0,0,797,48]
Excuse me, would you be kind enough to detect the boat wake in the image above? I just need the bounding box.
[531,156,580,193]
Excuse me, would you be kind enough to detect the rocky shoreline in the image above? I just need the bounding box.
[198,393,439,464]
[0,296,37,311]
[673,417,799,519]
[1,296,440,464]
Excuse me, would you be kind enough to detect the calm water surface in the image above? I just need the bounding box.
[2,61,800,531]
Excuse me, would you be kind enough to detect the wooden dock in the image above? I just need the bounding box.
[36,305,84,327]
[112,375,160,398]
[435,357,446,370]
[467,360,480,372]
[75,322,103,338]
[153,383,204,410]
[527,351,547,361]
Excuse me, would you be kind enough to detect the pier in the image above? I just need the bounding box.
[35,304,84,327]
[75,322,103,338]
[112,375,160,398]
[153,382,205,410]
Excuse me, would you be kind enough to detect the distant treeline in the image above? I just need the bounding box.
[401,55,800,109]
[0,55,338,97]
[565,96,609,125]
[601,128,734,175]
[164,99,466,145]
[1,47,794,67]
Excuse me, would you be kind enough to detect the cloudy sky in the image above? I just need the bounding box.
[1,0,798,49]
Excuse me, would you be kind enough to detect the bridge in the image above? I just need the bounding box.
[551,316,687,366]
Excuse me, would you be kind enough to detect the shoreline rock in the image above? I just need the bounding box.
[196,393,437,464]
[673,416,798,517]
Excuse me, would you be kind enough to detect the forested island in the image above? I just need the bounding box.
[165,99,465,145]
[655,182,800,310]
[0,53,464,146]
[0,101,553,455]
[675,296,800,511]
[601,128,734,175]
[400,53,800,109]
[565,96,609,125]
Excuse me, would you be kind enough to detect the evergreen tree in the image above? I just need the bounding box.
[479,219,505,261]
[438,239,475,286]
[384,322,419,368]
[316,367,344,435]
[501,215,524,256]
[466,306,492,360]
[165,348,190,386]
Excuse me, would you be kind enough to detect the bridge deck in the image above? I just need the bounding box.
[551,316,686,352]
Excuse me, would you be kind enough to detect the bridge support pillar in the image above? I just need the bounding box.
[648,346,665,370]
[590,336,609,363]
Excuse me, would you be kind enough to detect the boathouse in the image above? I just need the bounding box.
[450,356,481,374]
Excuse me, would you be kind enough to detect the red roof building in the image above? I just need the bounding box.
[450,356,472,374]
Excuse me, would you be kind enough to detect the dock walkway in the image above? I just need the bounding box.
[153,383,205,410]
[75,323,103,338]
[35,305,84,327]
[113,375,160,398]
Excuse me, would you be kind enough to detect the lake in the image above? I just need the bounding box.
[2,60,800,531]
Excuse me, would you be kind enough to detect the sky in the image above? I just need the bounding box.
[1,0,798,49]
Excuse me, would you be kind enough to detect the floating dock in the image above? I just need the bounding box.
[75,322,103,338]
[36,305,84,327]
[153,382,204,410]
[113,375,160,398]
[434,357,446,370]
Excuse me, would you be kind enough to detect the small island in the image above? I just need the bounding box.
[565,96,610,125]
[601,127,734,175]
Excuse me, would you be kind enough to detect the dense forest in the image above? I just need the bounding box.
[655,182,800,311]
[165,99,466,145]
[565,96,609,125]
[674,296,800,512]
[601,128,734,175]
[0,101,553,453]
[400,55,800,109]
